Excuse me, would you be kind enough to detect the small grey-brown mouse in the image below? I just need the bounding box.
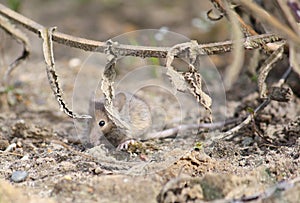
[86,92,152,150]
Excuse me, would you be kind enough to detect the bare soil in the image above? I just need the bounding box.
[0,1,299,202]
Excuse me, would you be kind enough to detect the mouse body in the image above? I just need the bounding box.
[86,92,152,149]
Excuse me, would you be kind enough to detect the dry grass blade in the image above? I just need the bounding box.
[101,40,117,105]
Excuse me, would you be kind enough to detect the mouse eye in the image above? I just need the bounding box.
[98,120,105,127]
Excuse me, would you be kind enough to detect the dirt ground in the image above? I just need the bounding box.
[0,1,299,202]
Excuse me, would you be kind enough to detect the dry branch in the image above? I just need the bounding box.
[0,3,283,58]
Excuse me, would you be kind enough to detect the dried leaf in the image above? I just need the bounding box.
[165,41,195,92]
[165,68,187,92]
[166,41,212,120]
[40,27,90,119]
[184,64,212,121]
[101,40,131,132]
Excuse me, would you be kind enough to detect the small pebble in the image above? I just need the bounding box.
[63,175,72,180]
[11,170,28,183]
[94,167,103,174]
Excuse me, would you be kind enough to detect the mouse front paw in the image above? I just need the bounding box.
[117,139,136,151]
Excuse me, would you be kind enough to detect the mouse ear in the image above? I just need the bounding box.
[114,92,126,111]
[88,91,105,117]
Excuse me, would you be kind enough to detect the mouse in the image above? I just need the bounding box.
[85,92,152,150]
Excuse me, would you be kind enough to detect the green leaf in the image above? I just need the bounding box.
[7,0,22,11]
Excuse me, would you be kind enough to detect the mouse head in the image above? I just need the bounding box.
[92,101,114,135]
[92,92,127,134]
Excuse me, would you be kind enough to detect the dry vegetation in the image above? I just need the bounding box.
[0,0,299,202]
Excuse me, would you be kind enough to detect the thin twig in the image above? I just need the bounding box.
[146,117,242,140]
